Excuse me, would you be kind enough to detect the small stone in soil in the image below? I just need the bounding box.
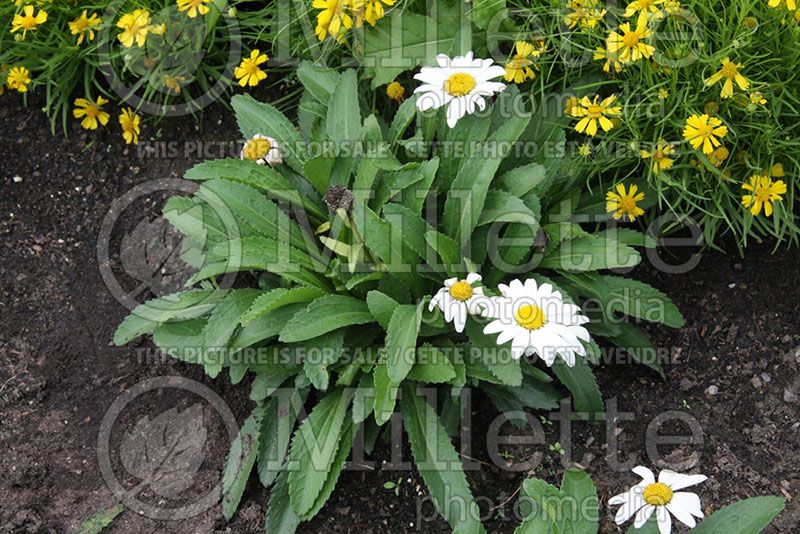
[705,385,719,396]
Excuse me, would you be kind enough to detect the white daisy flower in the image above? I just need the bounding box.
[240,134,282,166]
[481,278,590,365]
[429,272,485,333]
[609,466,707,534]
[413,52,507,128]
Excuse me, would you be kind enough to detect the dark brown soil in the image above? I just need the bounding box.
[0,95,797,534]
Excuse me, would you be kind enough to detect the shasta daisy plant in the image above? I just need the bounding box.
[114,62,685,533]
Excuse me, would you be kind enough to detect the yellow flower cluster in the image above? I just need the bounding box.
[313,0,395,41]
[562,0,785,220]
[564,0,606,30]
[504,41,548,84]
[68,95,142,144]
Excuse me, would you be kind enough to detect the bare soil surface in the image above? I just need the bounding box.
[1,95,797,533]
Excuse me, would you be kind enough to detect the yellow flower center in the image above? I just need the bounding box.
[755,182,773,202]
[619,195,638,213]
[622,30,640,48]
[643,482,673,506]
[20,15,39,29]
[84,105,100,118]
[243,138,271,161]
[585,104,604,118]
[444,73,477,97]
[515,304,547,330]
[242,59,261,76]
[720,62,739,79]
[448,280,474,302]
[387,81,405,101]
[509,56,532,70]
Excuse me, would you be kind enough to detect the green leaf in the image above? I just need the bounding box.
[498,162,549,198]
[382,202,434,262]
[466,321,522,387]
[691,496,785,534]
[483,375,560,429]
[598,276,685,328]
[385,303,424,383]
[229,302,308,352]
[152,318,206,364]
[240,287,325,326]
[374,355,399,425]
[516,470,599,534]
[478,190,539,227]
[222,403,265,520]
[364,10,459,88]
[300,419,355,520]
[388,94,419,145]
[279,295,374,343]
[197,179,314,256]
[302,330,345,391]
[407,344,456,383]
[443,113,530,241]
[540,235,641,272]
[551,358,603,414]
[265,470,301,534]
[516,478,562,533]
[258,390,304,488]
[425,229,461,269]
[201,289,261,377]
[231,94,307,173]
[76,503,124,534]
[191,237,328,292]
[184,159,325,220]
[326,70,362,152]
[559,469,599,534]
[401,384,485,534]
[353,203,417,269]
[366,290,399,330]
[297,61,340,104]
[471,0,506,28]
[113,290,219,345]
[353,373,375,424]
[288,388,354,518]
[304,155,336,196]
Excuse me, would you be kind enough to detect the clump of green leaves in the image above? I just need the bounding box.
[114,59,684,532]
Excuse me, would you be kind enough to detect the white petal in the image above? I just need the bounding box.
[416,90,447,112]
[444,277,458,287]
[656,506,672,534]
[496,324,520,346]
[443,296,455,324]
[429,288,446,311]
[668,492,703,521]
[453,303,467,333]
[523,278,539,293]
[435,54,451,68]
[633,504,655,528]
[466,272,481,284]
[446,99,467,128]
[510,331,530,359]
[483,319,505,335]
[633,466,656,485]
[659,471,707,491]
[613,489,645,525]
[509,279,525,294]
